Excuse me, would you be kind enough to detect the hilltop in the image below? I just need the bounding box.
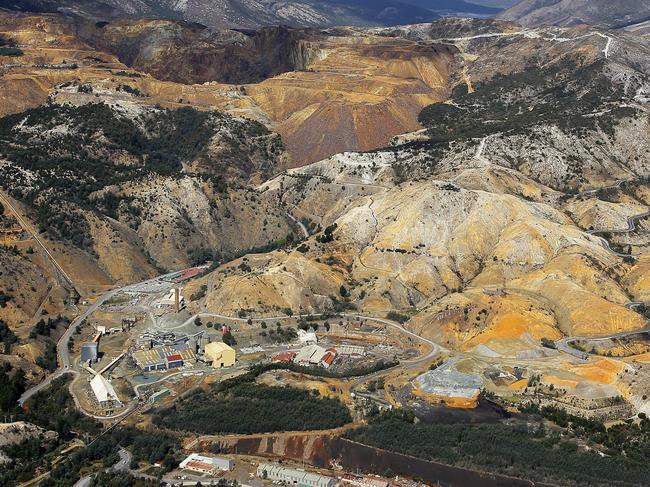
[4,0,499,29]
[0,10,648,424]
[500,0,650,30]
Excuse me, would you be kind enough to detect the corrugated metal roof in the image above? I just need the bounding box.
[186,460,213,471]
[294,344,327,364]
[180,453,232,471]
[272,351,296,362]
[133,343,195,367]
[174,268,203,283]
[90,374,120,404]
[320,351,336,365]
[257,464,334,487]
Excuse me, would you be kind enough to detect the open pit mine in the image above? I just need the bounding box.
[0,2,649,487]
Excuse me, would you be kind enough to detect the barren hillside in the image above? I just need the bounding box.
[0,11,649,397]
[186,21,650,354]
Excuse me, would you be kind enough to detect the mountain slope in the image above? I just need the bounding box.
[0,101,293,276]
[185,20,650,351]
[0,10,461,165]
[500,0,650,28]
[3,0,501,29]
[1,13,649,395]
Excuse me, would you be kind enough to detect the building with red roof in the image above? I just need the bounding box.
[166,353,184,368]
[173,267,203,283]
[320,350,337,368]
[272,351,297,363]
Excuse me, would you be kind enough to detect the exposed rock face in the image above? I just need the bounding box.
[0,421,57,460]
[499,0,650,29]
[0,11,461,165]
[1,11,650,397]
[76,19,460,164]
[79,21,322,85]
[188,20,650,351]
[195,166,646,341]
[0,100,293,279]
[246,37,458,164]
[4,0,499,30]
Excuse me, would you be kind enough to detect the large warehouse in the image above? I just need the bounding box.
[257,464,335,487]
[204,342,236,368]
[179,453,233,474]
[132,343,196,372]
[90,374,121,407]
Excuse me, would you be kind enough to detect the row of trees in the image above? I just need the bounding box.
[0,363,25,412]
[30,315,70,338]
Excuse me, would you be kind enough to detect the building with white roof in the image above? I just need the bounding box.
[336,344,366,356]
[179,453,233,474]
[90,374,121,406]
[294,344,328,366]
[297,329,317,344]
[257,463,335,487]
[341,474,390,487]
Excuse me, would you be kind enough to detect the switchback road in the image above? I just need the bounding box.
[18,271,193,408]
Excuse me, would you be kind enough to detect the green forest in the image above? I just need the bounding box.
[0,363,25,412]
[0,319,18,353]
[0,377,181,486]
[344,410,650,487]
[153,370,352,434]
[418,59,635,143]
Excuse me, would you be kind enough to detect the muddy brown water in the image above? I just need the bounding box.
[414,398,510,424]
[209,434,554,487]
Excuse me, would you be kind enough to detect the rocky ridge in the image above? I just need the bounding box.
[185,20,650,354]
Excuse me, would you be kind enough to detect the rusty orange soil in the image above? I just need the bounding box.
[567,358,625,384]
[542,375,579,389]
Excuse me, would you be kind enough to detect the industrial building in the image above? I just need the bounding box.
[90,374,121,407]
[179,453,233,474]
[341,475,390,487]
[136,330,179,349]
[80,342,99,364]
[294,345,337,368]
[157,288,184,310]
[297,329,317,344]
[173,267,204,283]
[294,344,327,366]
[320,349,337,368]
[204,341,236,368]
[336,344,366,356]
[150,388,170,403]
[132,343,196,372]
[272,351,297,363]
[257,464,335,487]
